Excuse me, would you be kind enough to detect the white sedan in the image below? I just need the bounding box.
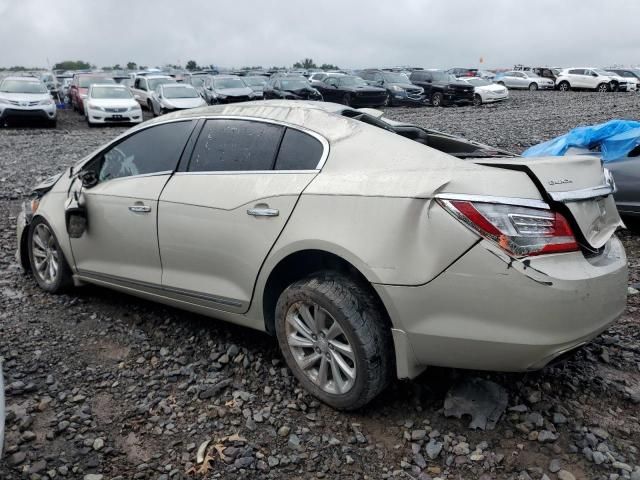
[149,84,206,116]
[84,84,143,126]
[458,77,509,106]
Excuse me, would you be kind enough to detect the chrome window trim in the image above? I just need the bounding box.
[73,114,330,173]
[174,170,319,176]
[435,193,550,210]
[93,170,173,185]
[185,115,330,172]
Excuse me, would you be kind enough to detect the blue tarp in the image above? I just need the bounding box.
[522,119,640,163]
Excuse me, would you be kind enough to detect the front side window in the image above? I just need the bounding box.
[188,119,283,172]
[97,121,193,182]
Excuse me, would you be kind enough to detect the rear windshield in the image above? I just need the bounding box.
[0,79,48,93]
[79,76,115,88]
[91,86,132,99]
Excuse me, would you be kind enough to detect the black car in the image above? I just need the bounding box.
[357,70,425,106]
[314,75,388,107]
[609,69,640,87]
[263,76,323,101]
[409,70,474,107]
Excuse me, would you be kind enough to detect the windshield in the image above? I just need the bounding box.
[148,77,176,90]
[190,76,205,87]
[0,79,48,93]
[382,72,409,83]
[338,76,367,87]
[91,86,132,99]
[467,78,491,86]
[280,78,309,90]
[214,77,246,89]
[244,76,267,86]
[163,85,199,98]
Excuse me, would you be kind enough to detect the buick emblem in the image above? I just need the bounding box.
[548,178,573,186]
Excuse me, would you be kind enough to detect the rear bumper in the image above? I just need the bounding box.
[377,236,627,378]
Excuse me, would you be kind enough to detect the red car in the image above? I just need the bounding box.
[69,74,116,113]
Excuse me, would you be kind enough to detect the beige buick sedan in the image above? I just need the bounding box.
[17,101,627,409]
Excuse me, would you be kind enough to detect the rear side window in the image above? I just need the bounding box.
[98,121,193,182]
[275,128,324,170]
[568,69,584,75]
[189,119,283,172]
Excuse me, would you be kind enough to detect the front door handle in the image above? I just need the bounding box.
[128,205,151,213]
[247,206,279,217]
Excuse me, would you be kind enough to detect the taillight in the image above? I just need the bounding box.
[438,199,578,257]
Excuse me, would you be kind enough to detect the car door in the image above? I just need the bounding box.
[322,77,340,101]
[70,120,196,285]
[158,118,327,313]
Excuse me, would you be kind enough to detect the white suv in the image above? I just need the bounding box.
[0,76,57,127]
[555,68,615,92]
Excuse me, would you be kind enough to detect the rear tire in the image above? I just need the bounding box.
[597,83,610,92]
[558,81,571,92]
[28,217,73,294]
[528,82,538,91]
[473,94,482,107]
[275,272,393,410]
[431,92,443,107]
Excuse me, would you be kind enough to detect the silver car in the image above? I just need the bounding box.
[497,71,555,90]
[16,101,627,409]
[0,76,58,127]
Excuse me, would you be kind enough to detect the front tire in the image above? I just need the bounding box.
[28,218,73,293]
[473,94,482,107]
[528,82,538,91]
[342,93,352,107]
[431,92,443,107]
[275,272,393,410]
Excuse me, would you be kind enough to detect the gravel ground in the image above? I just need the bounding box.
[1,91,639,480]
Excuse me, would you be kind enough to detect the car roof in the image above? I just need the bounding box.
[142,75,174,79]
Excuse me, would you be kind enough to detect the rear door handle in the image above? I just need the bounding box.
[128,205,151,213]
[247,207,279,217]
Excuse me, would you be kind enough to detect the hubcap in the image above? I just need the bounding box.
[32,224,59,286]
[285,301,356,395]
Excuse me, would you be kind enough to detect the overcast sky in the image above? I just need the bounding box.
[1,0,638,70]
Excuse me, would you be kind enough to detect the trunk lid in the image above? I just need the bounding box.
[475,155,622,250]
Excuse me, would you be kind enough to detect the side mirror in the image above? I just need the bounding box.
[65,192,87,238]
[80,170,98,189]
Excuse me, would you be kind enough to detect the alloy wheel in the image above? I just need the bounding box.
[31,223,60,286]
[598,83,609,92]
[284,301,356,395]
